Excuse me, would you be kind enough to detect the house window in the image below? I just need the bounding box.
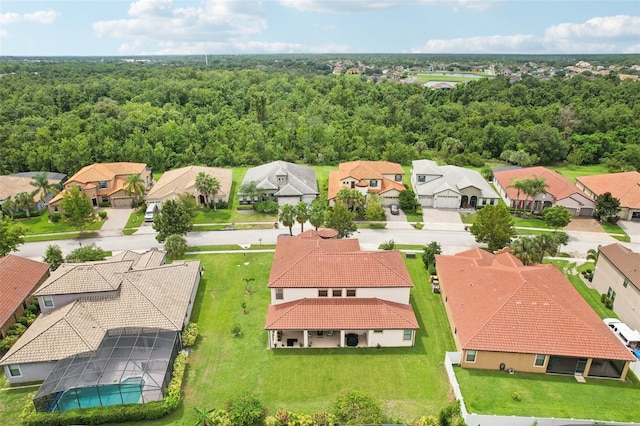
[369,179,378,187]
[7,365,22,377]
[403,329,412,341]
[534,354,546,367]
[395,174,402,182]
[624,278,630,288]
[346,289,356,297]
[332,289,342,297]
[101,196,109,203]
[275,289,283,300]
[98,181,108,189]
[42,296,54,308]
[465,350,477,363]
[607,287,616,303]
[418,175,426,183]
[374,330,383,333]
[318,289,328,297]
[489,199,495,205]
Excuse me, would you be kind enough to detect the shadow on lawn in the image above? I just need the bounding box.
[462,367,640,388]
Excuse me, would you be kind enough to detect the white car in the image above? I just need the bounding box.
[603,318,640,350]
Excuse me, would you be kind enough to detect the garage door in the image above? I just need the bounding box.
[434,195,459,209]
[111,197,132,208]
[579,208,593,217]
[565,207,577,216]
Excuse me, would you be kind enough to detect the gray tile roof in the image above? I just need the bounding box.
[33,261,133,296]
[240,161,318,197]
[1,259,201,366]
[412,160,499,199]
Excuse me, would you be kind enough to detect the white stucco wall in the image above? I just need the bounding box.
[367,329,414,347]
[271,287,411,305]
[183,269,202,327]
[592,256,640,331]
[3,361,57,384]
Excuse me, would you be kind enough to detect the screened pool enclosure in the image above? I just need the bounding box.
[33,328,180,412]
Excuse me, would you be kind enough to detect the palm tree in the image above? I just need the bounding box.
[508,178,527,216]
[30,172,58,204]
[309,199,326,231]
[209,177,221,211]
[521,176,549,215]
[586,248,599,264]
[240,181,260,206]
[2,199,16,219]
[124,175,146,207]
[195,172,212,207]
[279,204,296,236]
[14,192,35,217]
[510,236,540,265]
[295,202,310,233]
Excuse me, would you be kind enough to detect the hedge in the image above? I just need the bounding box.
[20,352,187,426]
[181,323,198,347]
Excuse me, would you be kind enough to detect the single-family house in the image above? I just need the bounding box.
[576,172,640,221]
[0,172,65,213]
[435,248,635,380]
[146,165,233,208]
[239,161,318,206]
[411,160,499,209]
[328,161,405,206]
[48,162,152,213]
[265,231,418,348]
[0,255,50,339]
[591,244,640,331]
[493,166,595,216]
[0,249,201,387]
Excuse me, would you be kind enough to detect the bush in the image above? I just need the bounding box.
[66,244,108,262]
[605,298,614,309]
[20,352,187,425]
[379,239,396,250]
[254,200,279,214]
[181,322,199,347]
[98,211,107,219]
[50,212,61,223]
[215,200,229,210]
[226,393,266,426]
[511,391,522,401]
[333,390,385,425]
[99,201,111,208]
[601,293,608,303]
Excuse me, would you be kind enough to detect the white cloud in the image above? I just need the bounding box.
[412,34,540,54]
[277,0,501,13]
[412,15,640,54]
[0,10,59,25]
[94,0,267,44]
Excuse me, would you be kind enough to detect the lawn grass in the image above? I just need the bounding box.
[23,231,99,243]
[356,222,386,229]
[599,221,630,241]
[456,367,640,421]
[404,209,423,223]
[142,253,454,425]
[547,164,609,183]
[187,244,277,252]
[0,376,37,422]
[459,212,475,224]
[377,244,425,251]
[16,212,104,234]
[124,210,145,229]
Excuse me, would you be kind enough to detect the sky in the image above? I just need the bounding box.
[1,0,639,56]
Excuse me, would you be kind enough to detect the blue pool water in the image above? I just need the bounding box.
[55,377,144,411]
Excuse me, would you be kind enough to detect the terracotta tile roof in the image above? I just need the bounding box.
[33,260,133,296]
[0,259,201,366]
[576,172,640,208]
[0,255,50,327]
[298,229,338,239]
[265,298,418,330]
[65,162,147,185]
[435,250,634,361]
[146,165,233,202]
[598,244,640,290]
[493,166,591,203]
[328,161,405,200]
[269,236,412,289]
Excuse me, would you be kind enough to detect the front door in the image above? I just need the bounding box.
[575,358,588,375]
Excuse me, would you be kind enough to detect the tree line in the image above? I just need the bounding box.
[1,61,639,177]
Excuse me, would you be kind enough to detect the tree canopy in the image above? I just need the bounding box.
[0,221,25,257]
[60,186,96,231]
[595,192,621,223]
[325,202,357,239]
[469,204,516,252]
[152,199,194,242]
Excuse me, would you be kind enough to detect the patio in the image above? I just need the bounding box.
[269,330,369,349]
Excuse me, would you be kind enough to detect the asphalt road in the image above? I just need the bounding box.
[16,225,640,260]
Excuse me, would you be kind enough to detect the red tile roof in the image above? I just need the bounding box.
[435,249,634,361]
[268,236,413,289]
[0,255,50,327]
[298,228,338,239]
[494,166,591,202]
[576,172,640,208]
[265,298,418,330]
[598,244,640,291]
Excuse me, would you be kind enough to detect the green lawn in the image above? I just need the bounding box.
[124,210,145,229]
[23,231,99,243]
[186,244,276,252]
[15,212,104,235]
[511,216,549,229]
[0,376,37,422]
[547,164,609,183]
[456,367,640,421]
[142,253,454,425]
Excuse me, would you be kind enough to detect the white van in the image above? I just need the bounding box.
[603,318,640,349]
[144,204,159,222]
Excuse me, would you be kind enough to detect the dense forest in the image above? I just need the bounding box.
[1,58,639,176]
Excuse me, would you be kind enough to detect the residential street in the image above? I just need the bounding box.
[15,223,640,261]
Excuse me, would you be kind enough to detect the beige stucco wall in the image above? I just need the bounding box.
[367,329,414,347]
[592,255,640,331]
[39,291,118,314]
[461,350,549,373]
[271,287,411,305]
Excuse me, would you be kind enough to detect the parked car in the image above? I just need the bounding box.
[144,203,159,222]
[603,318,640,350]
[390,204,399,215]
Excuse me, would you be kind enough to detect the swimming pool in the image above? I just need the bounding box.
[54,377,144,412]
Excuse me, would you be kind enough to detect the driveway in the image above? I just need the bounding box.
[99,208,133,237]
[617,220,640,243]
[563,218,605,233]
[422,208,465,231]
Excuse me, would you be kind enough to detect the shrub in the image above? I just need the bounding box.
[605,298,614,309]
[511,391,522,401]
[50,212,61,223]
[254,200,279,214]
[98,210,107,219]
[182,322,199,347]
[379,239,396,250]
[232,324,242,337]
[215,200,229,210]
[65,244,107,263]
[333,390,385,425]
[601,293,607,303]
[99,201,111,208]
[226,393,266,426]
